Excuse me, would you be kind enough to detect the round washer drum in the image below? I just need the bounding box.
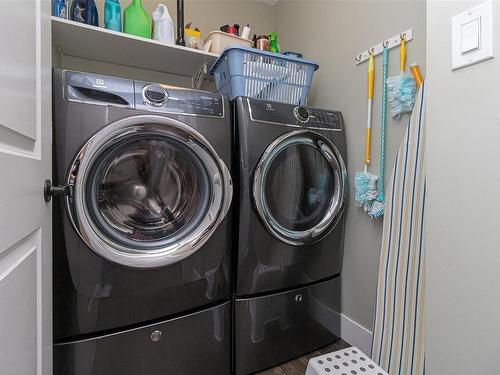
[64,115,232,268]
[253,130,347,246]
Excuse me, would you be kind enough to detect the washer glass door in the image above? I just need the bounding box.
[253,130,347,246]
[66,115,232,268]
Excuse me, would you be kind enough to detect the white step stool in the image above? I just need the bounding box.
[305,347,388,375]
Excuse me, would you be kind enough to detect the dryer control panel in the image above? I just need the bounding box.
[135,82,224,117]
[248,98,342,130]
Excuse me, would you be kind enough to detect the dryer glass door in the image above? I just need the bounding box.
[253,130,347,246]
[65,115,232,268]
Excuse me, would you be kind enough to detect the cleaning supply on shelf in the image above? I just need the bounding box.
[220,24,239,35]
[387,35,416,118]
[70,0,85,23]
[53,0,67,18]
[104,0,122,32]
[152,4,174,44]
[369,46,389,219]
[185,25,204,49]
[123,0,151,38]
[241,24,251,40]
[71,0,99,26]
[355,52,378,210]
[227,25,238,35]
[269,32,279,53]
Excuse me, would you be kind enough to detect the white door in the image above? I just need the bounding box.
[0,1,52,374]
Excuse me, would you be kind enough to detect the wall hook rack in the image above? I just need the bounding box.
[355,28,413,64]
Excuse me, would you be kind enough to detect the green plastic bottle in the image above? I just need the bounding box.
[269,32,279,53]
[123,0,151,38]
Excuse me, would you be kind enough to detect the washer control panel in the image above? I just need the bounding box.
[136,82,224,117]
[293,106,310,123]
[248,99,342,130]
[143,84,168,107]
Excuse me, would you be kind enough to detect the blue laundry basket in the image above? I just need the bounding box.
[210,46,319,105]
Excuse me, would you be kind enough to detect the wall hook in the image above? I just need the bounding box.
[355,28,413,64]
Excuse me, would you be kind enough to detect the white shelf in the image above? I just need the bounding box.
[51,17,218,79]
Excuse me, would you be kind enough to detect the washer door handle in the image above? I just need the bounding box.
[43,179,73,202]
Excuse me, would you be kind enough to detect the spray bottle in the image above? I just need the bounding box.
[269,32,279,53]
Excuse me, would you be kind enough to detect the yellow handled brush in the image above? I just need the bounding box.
[355,51,378,208]
[364,52,375,172]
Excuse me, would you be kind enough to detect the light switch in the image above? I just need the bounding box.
[452,0,494,70]
[461,18,480,54]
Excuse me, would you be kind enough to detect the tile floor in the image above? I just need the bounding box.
[257,339,351,375]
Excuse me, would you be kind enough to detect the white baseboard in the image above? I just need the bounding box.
[340,314,373,356]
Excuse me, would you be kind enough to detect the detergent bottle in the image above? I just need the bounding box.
[124,0,151,38]
[104,0,122,32]
[53,0,67,19]
[70,0,98,26]
[152,4,174,44]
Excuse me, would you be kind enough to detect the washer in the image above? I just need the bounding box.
[233,97,348,374]
[52,69,232,374]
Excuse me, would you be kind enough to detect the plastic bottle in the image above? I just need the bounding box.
[269,32,279,53]
[152,4,174,44]
[241,24,251,40]
[87,0,98,26]
[123,0,151,39]
[53,0,67,19]
[70,0,98,26]
[104,0,122,32]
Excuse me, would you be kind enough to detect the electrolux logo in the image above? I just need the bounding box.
[93,78,107,89]
[265,103,275,111]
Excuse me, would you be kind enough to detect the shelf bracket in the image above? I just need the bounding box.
[192,63,208,89]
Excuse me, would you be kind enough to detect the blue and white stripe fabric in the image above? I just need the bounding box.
[371,82,426,375]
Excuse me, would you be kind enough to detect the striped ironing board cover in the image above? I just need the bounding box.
[371,82,426,375]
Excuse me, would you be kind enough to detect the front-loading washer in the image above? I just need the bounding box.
[52,69,232,374]
[232,97,348,374]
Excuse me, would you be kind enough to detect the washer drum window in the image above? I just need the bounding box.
[64,115,232,268]
[253,130,347,246]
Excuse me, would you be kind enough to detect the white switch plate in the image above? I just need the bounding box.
[452,0,494,70]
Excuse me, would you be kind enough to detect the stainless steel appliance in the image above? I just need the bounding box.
[233,97,348,374]
[52,69,233,374]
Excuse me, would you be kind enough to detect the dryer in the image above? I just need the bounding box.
[233,97,348,374]
[52,69,232,374]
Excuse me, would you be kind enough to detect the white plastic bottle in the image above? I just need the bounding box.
[152,4,174,44]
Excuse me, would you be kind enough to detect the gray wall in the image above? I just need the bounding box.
[55,0,427,334]
[426,1,500,373]
[275,0,426,331]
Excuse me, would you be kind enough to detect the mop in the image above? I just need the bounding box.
[369,46,389,219]
[355,52,378,210]
[387,35,416,118]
